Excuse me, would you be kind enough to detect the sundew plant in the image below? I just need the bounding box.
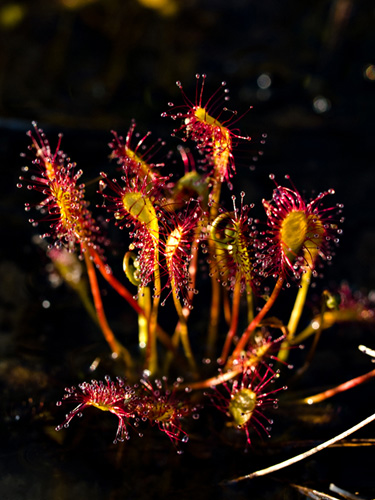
[18,75,375,479]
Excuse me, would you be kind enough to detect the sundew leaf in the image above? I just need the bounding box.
[122,192,159,242]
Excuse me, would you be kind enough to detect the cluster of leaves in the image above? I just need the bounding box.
[19,74,350,452]
[56,375,197,452]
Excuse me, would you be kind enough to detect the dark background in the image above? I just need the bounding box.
[0,1,375,499]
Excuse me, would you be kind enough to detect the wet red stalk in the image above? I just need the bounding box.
[230,277,284,361]
[83,249,132,367]
[219,276,242,364]
[299,368,375,405]
[88,247,175,355]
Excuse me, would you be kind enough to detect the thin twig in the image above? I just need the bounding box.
[329,483,368,500]
[223,412,375,483]
[291,483,339,500]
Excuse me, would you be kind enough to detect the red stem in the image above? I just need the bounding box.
[219,277,242,364]
[88,247,176,355]
[83,250,132,366]
[182,366,242,391]
[300,368,375,405]
[230,277,284,360]
[89,247,144,314]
